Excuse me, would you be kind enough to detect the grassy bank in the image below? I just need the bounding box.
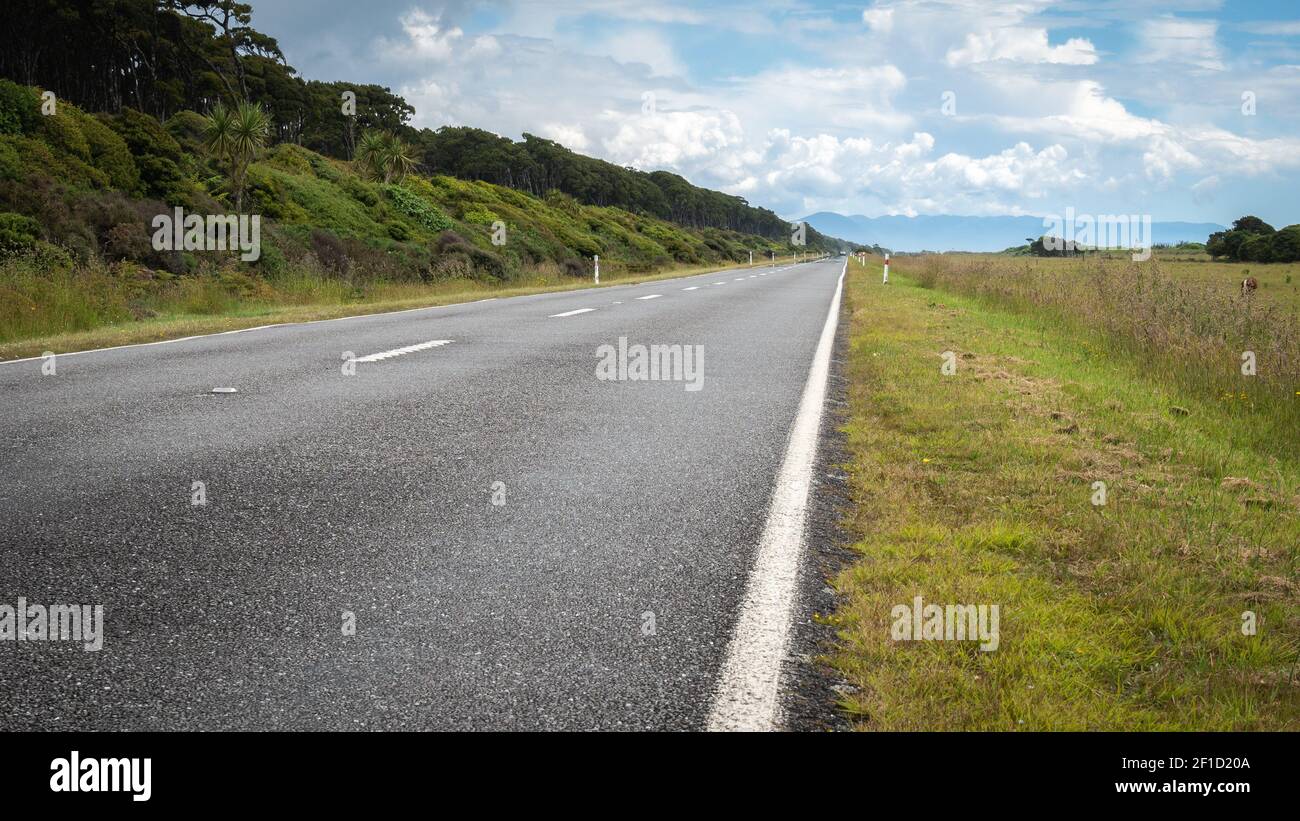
[829,257,1299,730]
[0,253,808,360]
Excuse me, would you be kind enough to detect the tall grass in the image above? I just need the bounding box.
[0,255,134,340]
[0,249,781,352]
[907,254,1300,457]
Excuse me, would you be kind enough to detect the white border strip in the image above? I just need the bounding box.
[707,260,846,732]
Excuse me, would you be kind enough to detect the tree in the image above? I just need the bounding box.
[1270,225,1300,263]
[355,129,416,183]
[1207,216,1283,261]
[1240,234,1274,263]
[203,99,270,212]
[1232,215,1275,235]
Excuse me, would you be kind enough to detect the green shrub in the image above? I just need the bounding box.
[40,111,91,160]
[0,80,40,136]
[164,110,209,152]
[77,111,139,190]
[112,108,181,160]
[0,212,41,254]
[544,189,581,215]
[462,206,499,225]
[434,229,506,280]
[341,174,378,206]
[136,155,188,204]
[0,137,20,181]
[266,143,315,176]
[384,183,453,232]
[108,107,185,200]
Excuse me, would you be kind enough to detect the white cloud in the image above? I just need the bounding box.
[541,124,590,151]
[377,10,462,63]
[1143,134,1202,181]
[1237,21,1300,36]
[1138,19,1224,71]
[597,30,687,78]
[1190,174,1219,204]
[467,36,501,60]
[991,80,1163,143]
[946,27,1097,66]
[361,0,1300,221]
[862,6,894,33]
[602,109,744,168]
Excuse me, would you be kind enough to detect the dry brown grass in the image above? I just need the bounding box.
[905,254,1300,458]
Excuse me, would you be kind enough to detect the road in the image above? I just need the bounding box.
[0,257,845,731]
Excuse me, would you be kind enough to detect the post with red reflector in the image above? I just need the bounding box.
[883,253,890,284]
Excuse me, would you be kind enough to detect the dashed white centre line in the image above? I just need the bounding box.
[733,277,745,281]
[550,308,596,318]
[713,281,727,285]
[682,286,700,291]
[635,294,663,300]
[350,339,453,363]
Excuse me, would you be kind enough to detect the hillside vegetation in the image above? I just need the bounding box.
[0,78,840,352]
[1,0,828,242]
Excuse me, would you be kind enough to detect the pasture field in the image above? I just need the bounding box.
[829,254,1300,730]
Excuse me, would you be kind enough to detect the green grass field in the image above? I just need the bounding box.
[829,255,1300,730]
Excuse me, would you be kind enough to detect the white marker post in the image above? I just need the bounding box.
[882,253,890,284]
[594,254,600,284]
[749,250,753,267]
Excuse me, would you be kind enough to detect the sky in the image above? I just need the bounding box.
[249,0,1300,226]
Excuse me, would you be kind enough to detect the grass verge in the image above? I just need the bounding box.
[829,259,1300,730]
[0,255,807,361]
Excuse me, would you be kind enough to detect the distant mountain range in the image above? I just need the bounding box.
[800,212,1226,253]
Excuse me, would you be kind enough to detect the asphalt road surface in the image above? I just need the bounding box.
[0,257,845,730]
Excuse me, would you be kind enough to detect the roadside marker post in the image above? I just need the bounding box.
[883,253,890,284]
[594,254,600,284]
[749,251,753,267]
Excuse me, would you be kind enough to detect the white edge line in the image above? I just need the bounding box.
[706,259,846,732]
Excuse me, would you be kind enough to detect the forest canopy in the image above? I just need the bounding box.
[1,0,810,241]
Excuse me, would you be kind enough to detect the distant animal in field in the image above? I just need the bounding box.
[1241,276,1258,296]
